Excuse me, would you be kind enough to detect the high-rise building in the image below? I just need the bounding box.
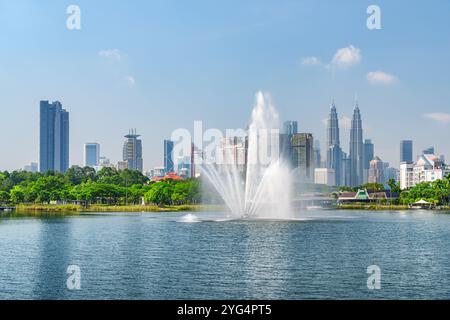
[164,140,174,173]
[314,168,335,186]
[349,101,364,186]
[326,100,342,185]
[84,143,100,167]
[292,133,314,183]
[400,140,413,163]
[363,139,374,183]
[368,156,385,184]
[39,100,69,173]
[313,140,322,169]
[341,152,352,186]
[283,121,298,136]
[122,129,143,172]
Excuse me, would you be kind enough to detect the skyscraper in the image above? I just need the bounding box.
[39,100,69,173]
[400,140,413,163]
[123,129,143,172]
[283,121,298,136]
[164,140,174,173]
[326,100,342,185]
[368,156,385,184]
[292,133,314,183]
[363,139,374,183]
[84,143,100,167]
[349,100,364,186]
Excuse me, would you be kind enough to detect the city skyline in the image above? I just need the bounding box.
[1,1,450,171]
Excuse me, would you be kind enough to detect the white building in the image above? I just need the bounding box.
[314,168,335,186]
[400,154,450,190]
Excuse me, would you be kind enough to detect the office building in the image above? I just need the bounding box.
[292,133,314,183]
[349,101,364,186]
[314,168,335,186]
[84,143,100,167]
[39,100,69,173]
[400,140,413,163]
[326,100,342,185]
[122,129,143,172]
[363,139,374,183]
[368,156,385,184]
[164,140,174,173]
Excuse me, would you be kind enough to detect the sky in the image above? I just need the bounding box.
[0,0,450,171]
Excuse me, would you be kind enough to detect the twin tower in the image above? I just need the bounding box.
[326,99,364,186]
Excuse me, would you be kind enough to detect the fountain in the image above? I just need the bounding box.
[201,91,292,219]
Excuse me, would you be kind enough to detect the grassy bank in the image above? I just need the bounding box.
[12,204,223,214]
[337,204,409,210]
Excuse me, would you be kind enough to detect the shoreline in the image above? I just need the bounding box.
[1,203,448,216]
[9,204,223,215]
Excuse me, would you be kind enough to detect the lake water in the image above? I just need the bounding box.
[1,210,450,299]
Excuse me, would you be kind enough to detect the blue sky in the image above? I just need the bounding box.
[1,0,450,171]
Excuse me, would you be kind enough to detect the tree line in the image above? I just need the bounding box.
[338,176,450,205]
[0,166,201,206]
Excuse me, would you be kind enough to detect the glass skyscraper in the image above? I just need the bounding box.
[291,133,314,183]
[349,101,364,186]
[363,139,374,183]
[39,100,69,173]
[84,143,100,167]
[400,140,413,162]
[283,121,298,136]
[164,140,174,173]
[326,100,342,186]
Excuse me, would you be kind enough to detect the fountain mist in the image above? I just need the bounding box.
[201,92,292,219]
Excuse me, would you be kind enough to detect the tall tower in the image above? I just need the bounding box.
[349,99,364,186]
[400,140,413,163]
[291,133,314,183]
[326,99,342,185]
[39,100,69,173]
[363,139,374,183]
[123,129,143,172]
[164,140,174,173]
[84,143,100,167]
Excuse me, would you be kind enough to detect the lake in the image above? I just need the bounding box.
[1,210,450,299]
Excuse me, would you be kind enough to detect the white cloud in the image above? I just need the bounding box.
[424,113,450,124]
[125,76,136,86]
[300,56,321,66]
[330,45,361,68]
[366,71,398,85]
[98,49,122,61]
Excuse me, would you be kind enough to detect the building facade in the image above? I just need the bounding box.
[39,100,69,173]
[326,101,342,186]
[314,168,335,186]
[400,140,413,163]
[349,102,364,186]
[122,129,143,172]
[400,154,450,189]
[368,156,385,184]
[84,143,100,167]
[363,139,374,183]
[164,140,174,173]
[292,133,314,183]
